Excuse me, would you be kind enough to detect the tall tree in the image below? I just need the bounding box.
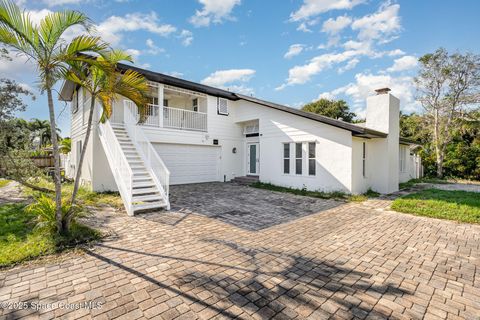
[301,98,356,123]
[0,0,108,233]
[28,118,61,148]
[63,50,149,230]
[415,48,480,178]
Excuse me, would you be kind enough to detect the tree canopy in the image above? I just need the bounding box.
[301,98,357,123]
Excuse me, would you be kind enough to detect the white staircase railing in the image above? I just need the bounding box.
[97,108,134,215]
[124,100,170,209]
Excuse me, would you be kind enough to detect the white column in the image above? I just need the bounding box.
[158,83,164,127]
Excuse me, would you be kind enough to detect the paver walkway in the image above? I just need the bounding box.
[1,182,479,319]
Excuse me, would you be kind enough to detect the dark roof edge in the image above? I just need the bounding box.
[236,94,388,138]
[400,137,422,145]
[59,62,388,138]
[116,63,238,100]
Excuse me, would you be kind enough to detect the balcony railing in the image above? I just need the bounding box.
[124,103,207,132]
[163,106,207,132]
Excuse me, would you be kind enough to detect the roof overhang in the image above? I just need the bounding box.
[57,63,388,138]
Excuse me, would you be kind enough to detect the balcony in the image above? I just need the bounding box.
[123,102,208,132]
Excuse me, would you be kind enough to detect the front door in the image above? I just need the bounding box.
[247,143,259,176]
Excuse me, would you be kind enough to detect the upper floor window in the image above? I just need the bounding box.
[217,98,229,115]
[72,89,79,114]
[150,97,159,105]
[163,99,169,107]
[193,98,198,112]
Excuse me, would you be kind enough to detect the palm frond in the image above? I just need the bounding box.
[0,0,39,58]
[38,10,91,50]
[62,35,108,57]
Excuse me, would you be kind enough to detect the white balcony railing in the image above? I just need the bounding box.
[126,104,207,132]
[163,106,207,132]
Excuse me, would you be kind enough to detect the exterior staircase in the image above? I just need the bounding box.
[231,175,259,185]
[111,124,168,213]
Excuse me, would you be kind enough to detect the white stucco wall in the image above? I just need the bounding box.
[70,80,412,195]
[365,93,400,193]
[234,100,353,192]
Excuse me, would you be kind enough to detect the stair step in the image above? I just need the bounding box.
[133,181,155,188]
[126,156,141,160]
[133,194,161,202]
[133,201,166,212]
[133,171,149,176]
[133,176,152,182]
[132,187,158,195]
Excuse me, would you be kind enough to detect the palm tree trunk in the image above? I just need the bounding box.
[46,88,63,233]
[66,94,96,230]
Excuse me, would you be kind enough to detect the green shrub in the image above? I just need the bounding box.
[25,195,86,232]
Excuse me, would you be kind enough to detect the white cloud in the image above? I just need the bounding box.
[284,44,305,59]
[42,0,84,6]
[386,55,418,72]
[201,69,255,87]
[166,71,184,78]
[338,57,359,73]
[322,15,352,35]
[190,0,241,27]
[319,72,420,114]
[351,3,401,43]
[97,12,176,46]
[0,52,35,80]
[276,50,359,89]
[125,48,141,59]
[290,0,365,22]
[145,39,165,55]
[179,30,194,46]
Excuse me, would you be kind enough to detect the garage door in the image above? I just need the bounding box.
[153,143,220,185]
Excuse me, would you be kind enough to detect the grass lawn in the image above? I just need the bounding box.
[250,182,380,201]
[399,177,450,190]
[391,189,480,223]
[0,179,10,188]
[23,179,124,210]
[0,203,101,268]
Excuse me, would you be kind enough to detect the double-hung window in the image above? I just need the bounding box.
[308,142,316,176]
[362,142,366,177]
[399,146,406,172]
[72,89,78,113]
[283,143,290,174]
[295,143,303,175]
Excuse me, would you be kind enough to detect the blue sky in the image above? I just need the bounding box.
[2,0,480,135]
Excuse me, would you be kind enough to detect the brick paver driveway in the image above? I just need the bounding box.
[1,182,479,319]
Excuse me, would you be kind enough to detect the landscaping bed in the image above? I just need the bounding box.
[391,189,480,223]
[0,203,101,268]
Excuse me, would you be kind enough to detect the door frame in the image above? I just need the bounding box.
[246,142,259,176]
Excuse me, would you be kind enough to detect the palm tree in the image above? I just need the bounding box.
[64,50,149,229]
[59,137,71,154]
[28,118,61,148]
[0,0,108,233]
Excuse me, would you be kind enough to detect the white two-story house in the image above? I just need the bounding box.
[60,63,422,216]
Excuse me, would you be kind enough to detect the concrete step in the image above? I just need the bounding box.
[231,176,259,185]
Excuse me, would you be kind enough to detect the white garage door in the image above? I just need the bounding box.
[154,143,221,185]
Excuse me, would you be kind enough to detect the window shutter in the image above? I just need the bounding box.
[217,98,229,115]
